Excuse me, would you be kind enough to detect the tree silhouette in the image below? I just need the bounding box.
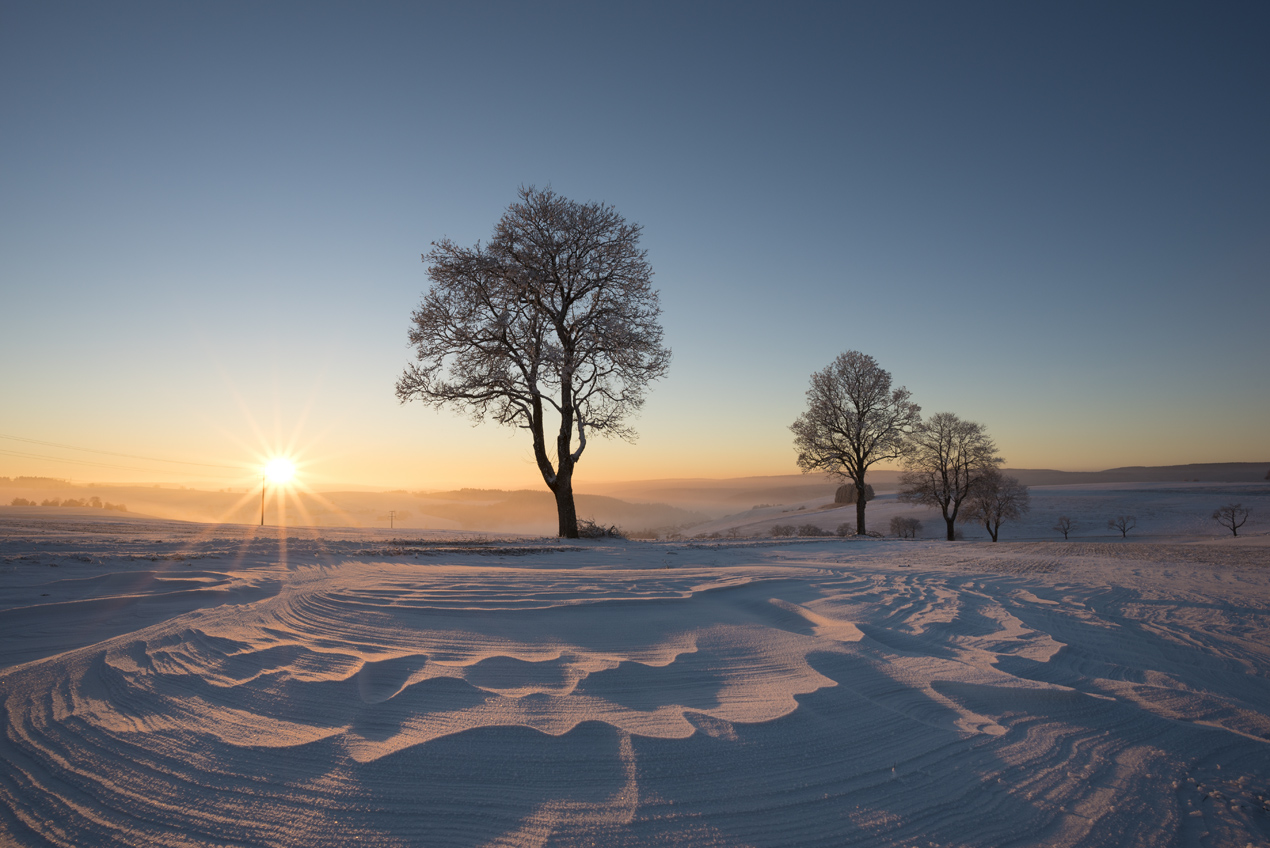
[898,413,1002,541]
[964,469,1030,542]
[1053,515,1076,540]
[1108,515,1136,537]
[1212,503,1250,537]
[792,352,919,535]
[397,188,670,538]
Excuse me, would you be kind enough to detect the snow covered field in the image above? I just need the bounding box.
[2,488,1269,847]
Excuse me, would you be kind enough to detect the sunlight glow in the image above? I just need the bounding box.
[264,457,296,485]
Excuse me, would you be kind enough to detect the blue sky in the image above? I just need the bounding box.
[2,1,1267,489]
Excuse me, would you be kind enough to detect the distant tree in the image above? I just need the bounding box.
[1053,515,1076,540]
[10,498,33,507]
[797,523,830,537]
[898,413,1002,541]
[1212,503,1250,537]
[834,483,875,505]
[771,524,795,537]
[396,187,671,538]
[890,516,922,539]
[89,496,103,509]
[791,352,920,537]
[40,498,60,507]
[963,469,1030,542]
[1108,515,1136,537]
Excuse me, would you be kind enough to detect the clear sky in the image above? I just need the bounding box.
[2,1,1267,491]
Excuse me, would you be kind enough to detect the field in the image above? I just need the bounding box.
[1,484,1268,847]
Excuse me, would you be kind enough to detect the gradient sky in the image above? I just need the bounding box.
[2,1,1267,491]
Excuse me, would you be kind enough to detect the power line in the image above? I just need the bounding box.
[0,449,245,479]
[0,433,243,471]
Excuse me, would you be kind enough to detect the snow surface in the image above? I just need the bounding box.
[2,490,1269,847]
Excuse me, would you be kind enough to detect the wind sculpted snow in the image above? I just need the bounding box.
[1,514,1269,846]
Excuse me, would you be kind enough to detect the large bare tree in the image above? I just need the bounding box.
[898,412,1002,541]
[963,467,1030,542]
[396,187,671,538]
[790,352,920,535]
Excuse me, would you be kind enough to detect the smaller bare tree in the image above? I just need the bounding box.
[792,351,921,535]
[890,516,922,539]
[1108,515,1136,537]
[963,469,1030,542]
[1212,504,1250,537]
[898,412,1002,540]
[1052,515,1076,540]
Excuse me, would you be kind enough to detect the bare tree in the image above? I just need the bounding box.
[397,187,671,538]
[1212,503,1250,537]
[889,515,922,539]
[898,412,1002,541]
[1053,515,1076,540]
[791,352,920,535]
[963,468,1030,542]
[1108,515,1136,537]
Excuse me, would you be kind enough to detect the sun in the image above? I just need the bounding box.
[263,457,296,485]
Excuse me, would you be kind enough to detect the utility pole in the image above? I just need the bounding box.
[388,510,396,529]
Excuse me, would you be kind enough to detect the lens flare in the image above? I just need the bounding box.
[263,457,295,485]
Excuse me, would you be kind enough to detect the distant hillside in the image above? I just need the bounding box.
[584,465,1270,514]
[0,480,701,535]
[408,489,704,535]
[1004,463,1270,487]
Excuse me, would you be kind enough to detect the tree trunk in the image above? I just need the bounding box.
[945,517,956,541]
[554,473,579,538]
[855,483,867,535]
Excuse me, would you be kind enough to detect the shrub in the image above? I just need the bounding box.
[577,518,624,539]
[797,523,829,537]
[890,516,922,538]
[771,524,795,537]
